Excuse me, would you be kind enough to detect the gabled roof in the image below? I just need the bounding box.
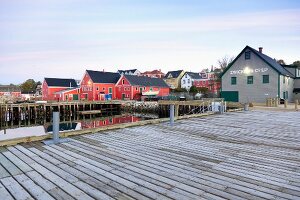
[118,69,139,74]
[124,75,169,88]
[44,78,78,87]
[141,70,165,75]
[184,72,202,79]
[86,70,121,84]
[164,70,183,78]
[221,46,295,78]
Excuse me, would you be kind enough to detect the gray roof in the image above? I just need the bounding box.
[0,85,21,92]
[87,70,121,84]
[45,78,78,87]
[118,69,139,74]
[247,46,294,77]
[185,72,202,79]
[124,75,169,88]
[164,70,183,78]
[221,46,295,78]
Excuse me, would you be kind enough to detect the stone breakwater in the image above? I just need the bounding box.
[121,101,159,113]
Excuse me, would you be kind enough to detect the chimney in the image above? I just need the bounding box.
[259,47,263,53]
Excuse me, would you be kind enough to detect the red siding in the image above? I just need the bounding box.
[80,72,117,101]
[42,80,72,101]
[116,76,170,100]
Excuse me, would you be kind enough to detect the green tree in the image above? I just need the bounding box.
[189,86,198,94]
[20,79,37,93]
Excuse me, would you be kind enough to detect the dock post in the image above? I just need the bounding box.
[170,104,175,126]
[284,100,288,108]
[43,111,69,145]
[295,99,298,111]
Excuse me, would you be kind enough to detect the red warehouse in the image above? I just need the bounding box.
[42,78,78,101]
[116,75,170,100]
[80,70,120,101]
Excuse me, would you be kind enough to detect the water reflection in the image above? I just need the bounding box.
[0,113,159,141]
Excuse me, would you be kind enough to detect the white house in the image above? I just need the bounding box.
[180,72,202,90]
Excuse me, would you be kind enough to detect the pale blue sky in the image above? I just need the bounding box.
[1,0,300,84]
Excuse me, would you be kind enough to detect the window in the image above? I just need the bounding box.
[283,77,285,84]
[188,79,190,84]
[150,87,153,91]
[283,91,286,99]
[144,87,146,90]
[109,88,112,94]
[262,75,269,84]
[183,80,186,84]
[103,87,105,90]
[245,51,251,60]
[136,87,138,91]
[247,76,253,84]
[122,80,125,85]
[185,74,187,78]
[231,77,237,85]
[96,87,99,91]
[286,91,288,99]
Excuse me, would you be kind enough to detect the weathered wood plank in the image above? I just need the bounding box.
[0,176,34,200]
[0,181,14,200]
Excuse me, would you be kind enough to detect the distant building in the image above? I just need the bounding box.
[0,85,21,98]
[195,71,221,94]
[117,69,141,76]
[221,46,297,103]
[180,72,202,90]
[115,75,170,100]
[80,70,120,101]
[141,69,165,78]
[164,70,185,89]
[42,78,78,101]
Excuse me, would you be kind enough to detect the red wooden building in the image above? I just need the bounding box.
[193,72,221,94]
[115,75,170,100]
[42,78,78,101]
[81,115,140,129]
[53,87,80,101]
[80,70,120,101]
[141,69,165,78]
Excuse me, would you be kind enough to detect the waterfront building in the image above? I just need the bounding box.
[53,87,80,101]
[42,78,78,101]
[80,70,120,101]
[117,69,141,76]
[221,46,297,103]
[140,69,165,78]
[0,85,21,98]
[180,72,202,91]
[164,70,185,89]
[115,75,170,100]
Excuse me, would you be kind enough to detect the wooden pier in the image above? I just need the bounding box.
[0,101,122,129]
[0,110,299,199]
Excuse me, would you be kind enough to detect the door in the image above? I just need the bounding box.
[122,93,126,100]
[73,94,79,100]
[221,91,239,102]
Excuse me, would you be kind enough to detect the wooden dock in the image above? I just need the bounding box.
[0,110,299,199]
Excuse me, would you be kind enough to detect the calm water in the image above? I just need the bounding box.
[0,113,160,141]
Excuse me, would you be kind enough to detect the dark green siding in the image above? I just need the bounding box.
[221,91,239,102]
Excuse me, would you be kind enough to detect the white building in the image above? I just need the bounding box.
[180,72,202,90]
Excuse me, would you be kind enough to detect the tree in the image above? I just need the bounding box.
[293,61,300,67]
[276,59,286,65]
[189,86,198,94]
[218,56,235,71]
[20,79,37,93]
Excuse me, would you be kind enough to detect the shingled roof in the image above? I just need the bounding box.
[124,75,169,87]
[164,70,183,78]
[185,72,202,79]
[118,69,139,75]
[86,70,121,84]
[221,46,295,78]
[44,78,78,87]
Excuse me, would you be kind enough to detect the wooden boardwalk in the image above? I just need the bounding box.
[0,110,300,200]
